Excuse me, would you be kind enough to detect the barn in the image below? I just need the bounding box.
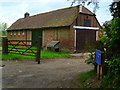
[7,5,101,52]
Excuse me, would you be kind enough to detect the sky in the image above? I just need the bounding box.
[0,0,113,27]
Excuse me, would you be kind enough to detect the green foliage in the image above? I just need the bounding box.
[85,18,120,88]
[100,72,114,88]
[41,50,71,59]
[85,51,95,64]
[95,41,104,51]
[101,18,120,55]
[0,22,8,31]
[0,22,8,37]
[107,57,120,74]
[85,40,104,66]
[101,71,120,89]
[100,18,120,88]
[0,31,7,37]
[2,53,34,60]
[110,2,120,18]
[101,18,120,65]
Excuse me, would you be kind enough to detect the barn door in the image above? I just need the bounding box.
[76,29,96,52]
[32,30,42,46]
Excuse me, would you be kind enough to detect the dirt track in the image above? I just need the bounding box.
[2,56,93,88]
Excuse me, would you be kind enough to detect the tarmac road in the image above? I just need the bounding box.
[2,56,93,88]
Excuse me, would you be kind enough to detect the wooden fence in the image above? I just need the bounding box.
[2,37,42,64]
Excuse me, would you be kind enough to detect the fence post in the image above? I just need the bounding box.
[35,37,42,64]
[2,37,8,54]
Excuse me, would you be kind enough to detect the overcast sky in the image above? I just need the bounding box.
[0,0,113,27]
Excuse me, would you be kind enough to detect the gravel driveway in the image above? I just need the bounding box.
[2,56,93,88]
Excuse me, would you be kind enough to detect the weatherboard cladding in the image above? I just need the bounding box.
[8,5,94,30]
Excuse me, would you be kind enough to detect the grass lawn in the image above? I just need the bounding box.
[1,46,71,60]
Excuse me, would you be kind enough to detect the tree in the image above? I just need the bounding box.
[110,1,120,18]
[67,0,99,13]
[0,22,8,31]
[100,18,120,88]
[68,0,120,18]
[0,22,8,36]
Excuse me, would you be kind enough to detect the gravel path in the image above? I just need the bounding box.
[2,56,93,88]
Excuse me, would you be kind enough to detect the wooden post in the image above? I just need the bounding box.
[2,37,8,54]
[100,52,105,79]
[35,37,42,64]
[97,64,100,79]
[97,52,105,79]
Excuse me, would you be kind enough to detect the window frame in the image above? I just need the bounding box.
[14,31,16,36]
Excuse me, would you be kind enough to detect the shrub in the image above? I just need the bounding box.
[100,18,120,88]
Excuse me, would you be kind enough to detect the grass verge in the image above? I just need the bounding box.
[2,50,71,60]
[77,70,120,88]
[1,45,71,60]
[77,70,96,88]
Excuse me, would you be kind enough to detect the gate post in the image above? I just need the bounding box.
[35,37,42,64]
[100,52,105,79]
[2,37,8,54]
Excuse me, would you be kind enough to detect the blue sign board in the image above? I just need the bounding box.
[96,49,102,65]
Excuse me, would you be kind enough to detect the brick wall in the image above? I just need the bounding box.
[43,27,74,51]
[70,20,76,52]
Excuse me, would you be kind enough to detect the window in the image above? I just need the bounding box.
[84,16,91,27]
[84,19,91,26]
[10,32,12,35]
[14,31,16,35]
[22,31,25,36]
[18,31,20,35]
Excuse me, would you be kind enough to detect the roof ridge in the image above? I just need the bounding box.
[8,5,99,30]
[81,5,95,15]
[25,5,79,18]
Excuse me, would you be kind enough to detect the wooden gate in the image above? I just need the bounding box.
[2,37,42,64]
[8,40,37,56]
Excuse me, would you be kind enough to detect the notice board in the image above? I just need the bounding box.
[96,49,102,65]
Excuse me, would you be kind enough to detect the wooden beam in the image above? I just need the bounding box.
[73,26,99,30]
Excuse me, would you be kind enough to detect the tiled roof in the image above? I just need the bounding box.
[8,5,94,30]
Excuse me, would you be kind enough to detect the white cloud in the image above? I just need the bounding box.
[0,0,113,26]
[0,3,29,26]
[0,0,66,3]
[0,0,70,26]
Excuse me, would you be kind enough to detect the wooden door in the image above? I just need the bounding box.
[76,29,96,51]
[32,30,42,46]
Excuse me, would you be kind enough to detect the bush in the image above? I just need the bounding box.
[100,18,120,88]
[85,41,104,72]
[86,18,120,88]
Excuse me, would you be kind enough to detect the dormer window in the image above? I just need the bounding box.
[84,16,91,27]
